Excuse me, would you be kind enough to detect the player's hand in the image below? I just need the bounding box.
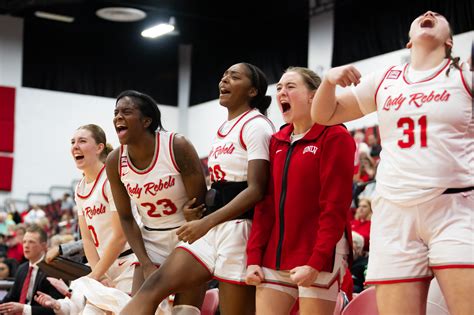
[290,265,319,287]
[325,65,361,87]
[182,198,206,221]
[176,218,212,244]
[34,291,59,309]
[245,265,264,286]
[0,302,24,314]
[45,246,60,263]
[46,277,70,296]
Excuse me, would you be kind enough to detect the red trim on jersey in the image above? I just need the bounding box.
[365,275,432,285]
[459,63,473,97]
[262,279,298,289]
[374,66,395,109]
[176,246,213,275]
[169,133,181,173]
[431,264,474,270]
[119,145,124,177]
[102,179,109,203]
[130,262,161,268]
[76,165,106,199]
[217,109,253,138]
[402,59,450,85]
[213,275,247,286]
[238,115,275,150]
[127,132,160,175]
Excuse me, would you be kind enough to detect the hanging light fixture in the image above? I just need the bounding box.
[141,17,176,38]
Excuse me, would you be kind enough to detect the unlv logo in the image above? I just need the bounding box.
[387,70,401,80]
[303,145,318,155]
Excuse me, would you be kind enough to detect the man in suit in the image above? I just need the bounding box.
[0,225,63,315]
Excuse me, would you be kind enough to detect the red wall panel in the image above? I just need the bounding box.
[0,156,14,191]
[0,86,15,152]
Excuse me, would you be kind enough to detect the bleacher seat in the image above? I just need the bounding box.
[201,288,219,315]
[342,286,379,315]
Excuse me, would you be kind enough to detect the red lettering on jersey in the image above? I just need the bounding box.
[409,90,450,107]
[126,183,143,199]
[209,143,235,159]
[382,94,406,111]
[85,203,106,219]
[143,176,176,196]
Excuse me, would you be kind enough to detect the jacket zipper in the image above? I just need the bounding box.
[276,142,295,270]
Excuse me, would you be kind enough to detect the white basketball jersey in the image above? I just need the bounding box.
[119,132,187,229]
[75,166,130,258]
[373,60,473,205]
[208,109,275,183]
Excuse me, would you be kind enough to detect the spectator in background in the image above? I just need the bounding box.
[0,261,11,280]
[353,153,376,184]
[351,232,368,293]
[367,134,381,158]
[351,198,372,251]
[0,225,64,315]
[23,205,46,226]
[6,232,24,264]
[0,234,9,258]
[14,225,26,244]
[0,212,15,236]
[352,130,370,171]
[60,193,74,216]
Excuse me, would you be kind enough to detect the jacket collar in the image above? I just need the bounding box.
[274,123,327,143]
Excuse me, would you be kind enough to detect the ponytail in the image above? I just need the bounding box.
[102,143,114,162]
[445,32,461,76]
[242,63,272,115]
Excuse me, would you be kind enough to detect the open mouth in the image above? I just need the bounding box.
[116,125,128,135]
[420,18,435,28]
[281,101,291,113]
[219,88,230,95]
[74,154,84,161]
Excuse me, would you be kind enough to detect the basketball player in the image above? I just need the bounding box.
[71,124,135,312]
[106,90,207,314]
[245,67,354,315]
[119,63,275,315]
[311,11,473,315]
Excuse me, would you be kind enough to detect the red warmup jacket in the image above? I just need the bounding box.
[247,123,355,272]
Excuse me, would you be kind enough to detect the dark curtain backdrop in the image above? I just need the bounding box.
[332,0,474,67]
[23,18,179,105]
[22,1,308,106]
[188,1,309,105]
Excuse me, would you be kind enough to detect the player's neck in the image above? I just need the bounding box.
[84,161,104,183]
[227,104,251,121]
[292,118,313,136]
[127,133,156,168]
[410,45,446,70]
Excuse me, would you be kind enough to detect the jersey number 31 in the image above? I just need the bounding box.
[397,115,427,149]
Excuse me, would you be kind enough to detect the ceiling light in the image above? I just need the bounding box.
[141,17,176,39]
[96,7,147,22]
[34,11,74,23]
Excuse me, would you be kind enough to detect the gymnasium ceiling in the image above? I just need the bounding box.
[0,0,312,105]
